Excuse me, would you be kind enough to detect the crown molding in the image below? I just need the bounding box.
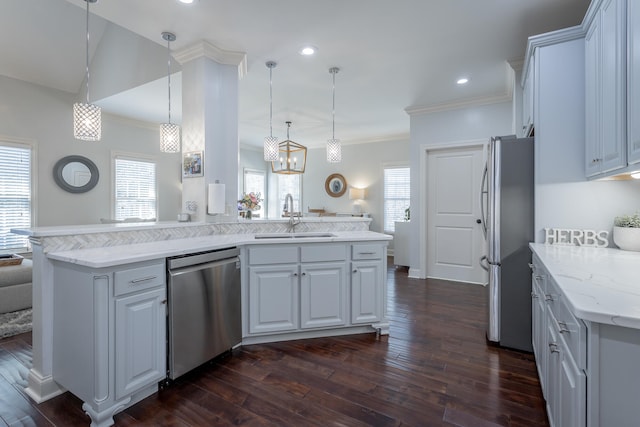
[173,41,247,79]
[405,92,512,116]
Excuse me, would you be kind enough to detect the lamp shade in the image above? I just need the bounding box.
[160,123,181,152]
[349,188,365,200]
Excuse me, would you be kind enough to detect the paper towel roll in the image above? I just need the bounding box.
[207,183,225,214]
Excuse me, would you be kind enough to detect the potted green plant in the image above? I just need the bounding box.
[613,213,640,251]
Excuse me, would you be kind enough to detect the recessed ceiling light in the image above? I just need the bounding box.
[300,46,317,56]
[457,78,469,85]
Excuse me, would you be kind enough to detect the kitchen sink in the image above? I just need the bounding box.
[254,232,336,239]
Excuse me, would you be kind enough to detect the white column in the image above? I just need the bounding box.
[174,42,246,222]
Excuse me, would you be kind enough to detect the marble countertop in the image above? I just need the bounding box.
[48,231,391,268]
[530,243,640,329]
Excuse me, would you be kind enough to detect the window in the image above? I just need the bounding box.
[243,168,266,213]
[383,166,410,233]
[277,174,302,215]
[114,155,157,220]
[0,142,32,252]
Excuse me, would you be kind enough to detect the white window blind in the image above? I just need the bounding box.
[277,174,301,215]
[0,144,31,251]
[114,157,157,220]
[383,166,410,233]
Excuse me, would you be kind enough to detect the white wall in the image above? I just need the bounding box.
[0,74,182,227]
[408,101,513,276]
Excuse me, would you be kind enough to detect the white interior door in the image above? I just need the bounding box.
[426,145,485,284]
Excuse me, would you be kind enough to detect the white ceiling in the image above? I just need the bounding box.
[0,0,590,148]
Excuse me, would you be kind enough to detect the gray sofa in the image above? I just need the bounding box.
[0,259,32,314]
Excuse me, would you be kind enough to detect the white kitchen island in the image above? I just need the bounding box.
[529,243,640,427]
[13,218,390,427]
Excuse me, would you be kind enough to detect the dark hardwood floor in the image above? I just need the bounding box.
[0,260,548,426]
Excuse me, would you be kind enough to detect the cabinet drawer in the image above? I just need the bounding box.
[352,244,383,260]
[547,277,586,369]
[249,245,299,265]
[301,244,346,262]
[114,261,165,297]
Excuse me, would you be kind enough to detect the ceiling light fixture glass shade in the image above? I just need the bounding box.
[160,32,181,153]
[272,122,307,174]
[264,61,279,161]
[73,0,101,142]
[327,67,341,163]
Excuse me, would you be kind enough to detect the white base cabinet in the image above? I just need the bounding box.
[52,259,166,427]
[242,241,388,343]
[532,251,640,426]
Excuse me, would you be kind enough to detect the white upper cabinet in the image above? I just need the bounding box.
[585,0,627,178]
[627,0,640,164]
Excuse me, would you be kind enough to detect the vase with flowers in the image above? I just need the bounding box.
[238,192,262,219]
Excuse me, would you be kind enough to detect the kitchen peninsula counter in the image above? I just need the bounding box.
[47,230,390,268]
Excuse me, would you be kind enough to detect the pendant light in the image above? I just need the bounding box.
[160,32,181,153]
[263,61,279,161]
[271,121,307,174]
[73,0,101,142]
[326,67,341,163]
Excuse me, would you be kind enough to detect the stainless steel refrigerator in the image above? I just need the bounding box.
[480,135,534,352]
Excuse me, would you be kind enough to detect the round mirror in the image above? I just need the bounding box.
[53,155,99,193]
[325,173,347,197]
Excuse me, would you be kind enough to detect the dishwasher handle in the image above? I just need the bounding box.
[168,256,240,277]
[168,247,240,270]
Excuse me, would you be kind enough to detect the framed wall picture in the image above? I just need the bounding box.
[182,151,203,178]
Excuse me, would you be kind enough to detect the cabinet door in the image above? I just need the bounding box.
[300,262,347,329]
[522,57,534,137]
[546,311,561,427]
[559,348,587,427]
[351,260,383,324]
[628,0,640,164]
[600,0,627,173]
[248,265,299,334]
[532,272,547,398]
[115,287,166,400]
[585,18,602,177]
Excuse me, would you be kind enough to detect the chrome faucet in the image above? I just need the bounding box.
[285,193,301,232]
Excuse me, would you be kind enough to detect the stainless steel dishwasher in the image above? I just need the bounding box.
[167,247,241,380]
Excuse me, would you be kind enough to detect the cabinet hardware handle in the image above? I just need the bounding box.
[161,299,167,305]
[129,275,157,284]
[302,272,306,276]
[353,269,358,273]
[534,274,543,281]
[528,263,533,270]
[549,342,559,353]
[358,251,377,255]
[558,321,570,334]
[544,294,554,302]
[293,273,298,277]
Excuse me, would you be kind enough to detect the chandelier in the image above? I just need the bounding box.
[271,122,307,174]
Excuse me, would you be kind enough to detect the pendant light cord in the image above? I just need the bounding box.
[331,70,336,139]
[167,37,172,124]
[269,63,274,138]
[85,0,91,104]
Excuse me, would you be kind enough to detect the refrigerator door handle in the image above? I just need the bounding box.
[479,255,489,271]
[479,163,488,239]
